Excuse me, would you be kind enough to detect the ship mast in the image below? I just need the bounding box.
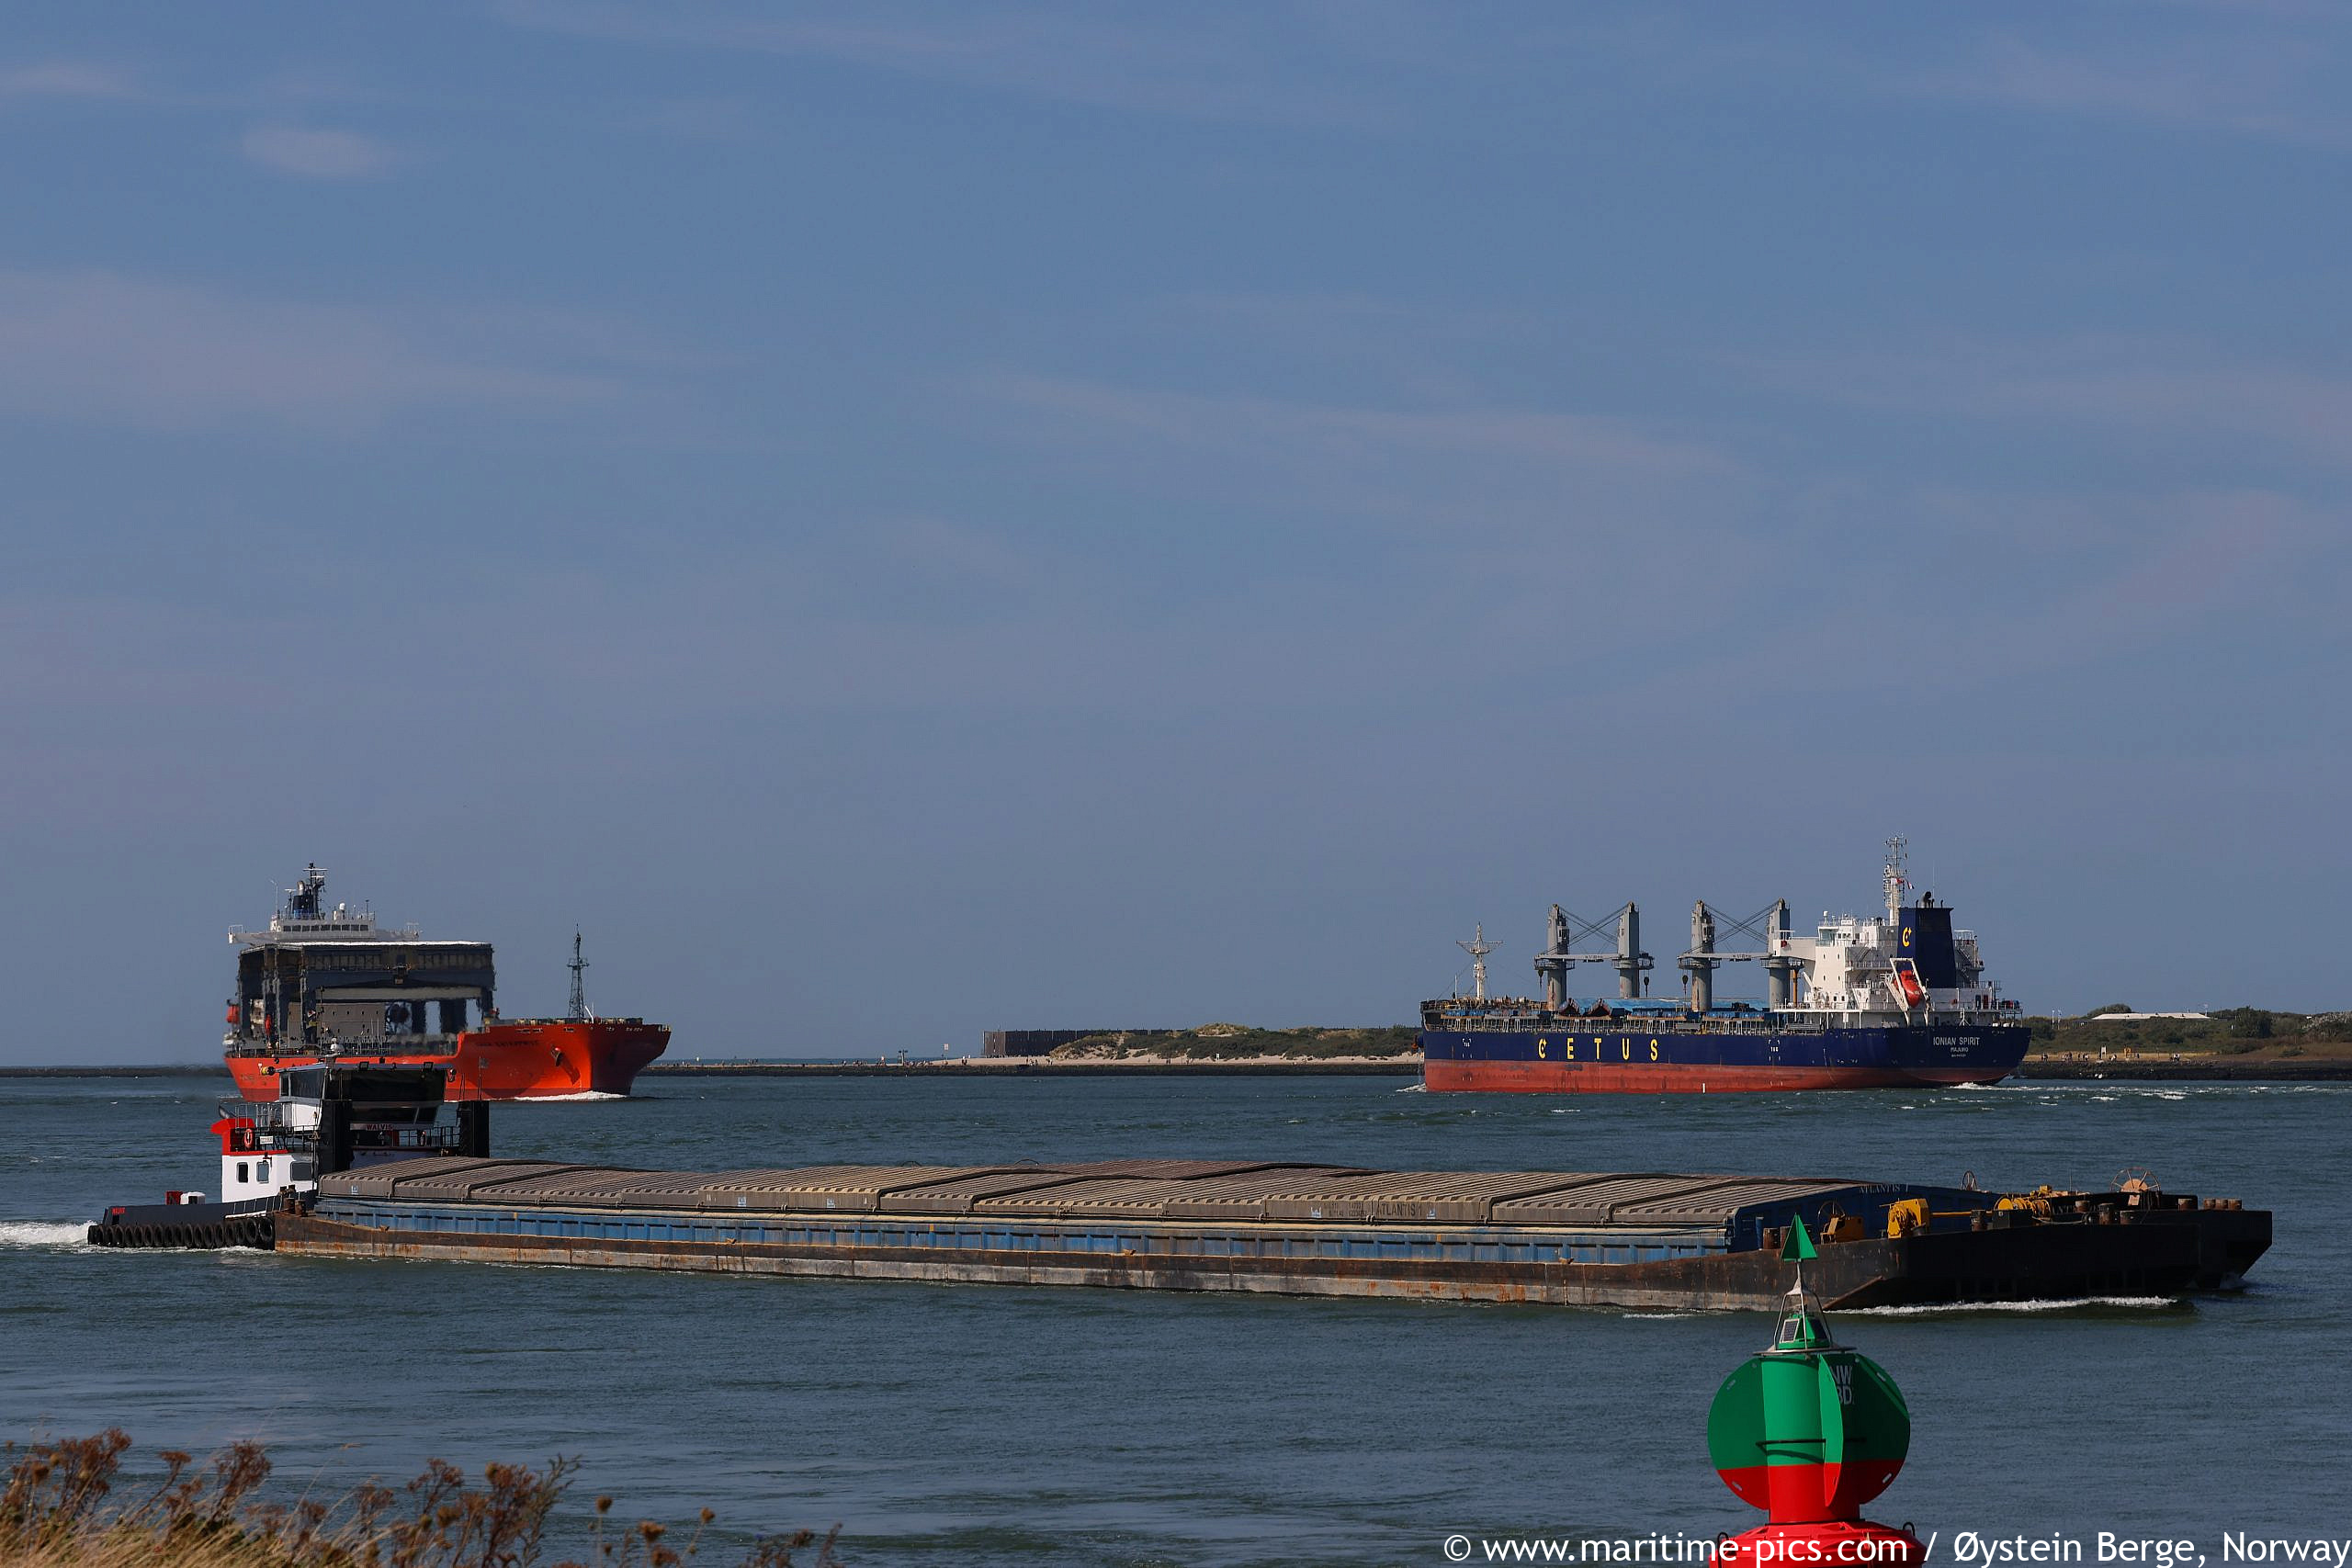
[1457,924,1498,1002]
[567,930,592,1021]
[1883,836,1908,923]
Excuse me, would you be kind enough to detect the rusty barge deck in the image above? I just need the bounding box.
[271,1156,2271,1310]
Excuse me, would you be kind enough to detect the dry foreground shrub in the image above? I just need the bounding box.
[1,1432,840,1568]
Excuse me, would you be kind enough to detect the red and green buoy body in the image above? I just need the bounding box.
[1707,1219,1924,1566]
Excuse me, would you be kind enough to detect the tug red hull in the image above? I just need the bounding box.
[225,1019,670,1102]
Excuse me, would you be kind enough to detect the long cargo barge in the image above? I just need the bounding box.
[276,1156,2269,1310]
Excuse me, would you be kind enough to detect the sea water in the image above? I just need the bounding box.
[3,1073,2344,1567]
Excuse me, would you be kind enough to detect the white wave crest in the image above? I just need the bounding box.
[0,1220,96,1250]
[514,1090,631,1102]
[1851,1294,2179,1316]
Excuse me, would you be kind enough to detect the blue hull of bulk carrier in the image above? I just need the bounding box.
[1419,1021,2032,1092]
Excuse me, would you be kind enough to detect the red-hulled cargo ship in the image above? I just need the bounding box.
[222,866,669,1102]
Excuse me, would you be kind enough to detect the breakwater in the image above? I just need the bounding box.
[2019,1058,2352,1081]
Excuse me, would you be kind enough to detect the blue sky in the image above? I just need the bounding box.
[4,3,2347,1063]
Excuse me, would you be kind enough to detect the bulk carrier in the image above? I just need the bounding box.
[1420,840,2031,1092]
[222,866,669,1101]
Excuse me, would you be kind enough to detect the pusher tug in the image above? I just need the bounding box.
[85,1065,485,1250]
[1420,839,2034,1092]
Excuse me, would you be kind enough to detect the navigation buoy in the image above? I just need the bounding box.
[1708,1217,1923,1566]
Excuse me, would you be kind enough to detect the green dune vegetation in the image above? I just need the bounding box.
[2028,1007,2352,1060]
[1047,1010,2352,1066]
[1046,1023,1420,1061]
[0,1432,840,1568]
[1019,1010,2352,1067]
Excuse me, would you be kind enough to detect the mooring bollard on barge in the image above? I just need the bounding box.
[274,1156,2271,1310]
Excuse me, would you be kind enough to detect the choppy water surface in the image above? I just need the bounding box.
[3,1074,2343,1566]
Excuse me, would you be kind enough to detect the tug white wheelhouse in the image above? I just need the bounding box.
[211,1113,319,1205]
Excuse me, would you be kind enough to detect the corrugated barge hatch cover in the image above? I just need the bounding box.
[288,1156,2275,1312]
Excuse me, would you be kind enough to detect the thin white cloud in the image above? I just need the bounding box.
[0,270,624,434]
[954,369,1758,642]
[633,96,763,142]
[0,62,143,101]
[984,374,1730,478]
[240,123,397,178]
[1753,336,2352,469]
[494,0,1400,128]
[1425,9,2352,153]
[0,59,398,118]
[1928,31,2352,150]
[1647,483,2343,712]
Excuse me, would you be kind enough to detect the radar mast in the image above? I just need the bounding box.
[567,930,592,1021]
[1883,836,1909,922]
[1456,924,1498,1001]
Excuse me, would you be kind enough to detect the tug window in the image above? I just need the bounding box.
[237,1162,250,1183]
